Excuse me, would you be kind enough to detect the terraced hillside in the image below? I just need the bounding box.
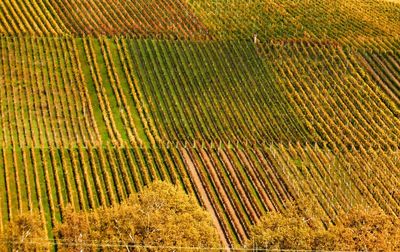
[0,0,399,249]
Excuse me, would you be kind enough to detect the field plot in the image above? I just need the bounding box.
[0,37,153,147]
[0,144,397,246]
[1,0,399,42]
[181,143,400,245]
[0,145,196,238]
[124,39,310,145]
[123,38,400,150]
[186,0,400,41]
[0,37,100,147]
[118,38,400,245]
[0,36,400,246]
[50,0,207,38]
[355,37,400,107]
[0,0,207,38]
[1,0,400,247]
[258,40,400,151]
[0,0,68,36]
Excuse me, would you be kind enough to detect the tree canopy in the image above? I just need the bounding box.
[246,204,400,251]
[55,181,220,251]
[0,212,47,251]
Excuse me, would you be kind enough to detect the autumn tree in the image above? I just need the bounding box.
[244,198,323,250]
[246,211,315,250]
[247,202,400,251]
[55,181,220,251]
[0,212,47,251]
[329,207,400,251]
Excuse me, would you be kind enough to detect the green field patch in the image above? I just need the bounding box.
[124,38,306,145]
[107,39,149,146]
[75,38,110,144]
[91,39,128,142]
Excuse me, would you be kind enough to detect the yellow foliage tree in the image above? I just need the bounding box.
[0,212,47,251]
[330,208,400,251]
[247,203,400,251]
[55,181,220,251]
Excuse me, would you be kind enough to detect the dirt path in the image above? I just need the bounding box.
[179,147,231,250]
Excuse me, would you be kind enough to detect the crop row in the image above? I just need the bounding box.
[0,0,207,39]
[124,38,311,146]
[1,36,399,246]
[0,0,65,36]
[0,37,100,147]
[187,0,400,41]
[259,40,400,150]
[354,37,400,107]
[109,38,400,245]
[0,144,194,236]
[54,0,207,38]
[1,0,399,42]
[0,143,397,246]
[121,38,400,150]
[0,36,161,148]
[180,142,400,246]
